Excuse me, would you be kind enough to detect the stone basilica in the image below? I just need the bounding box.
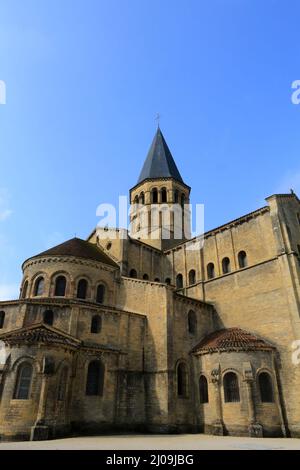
[0,128,300,441]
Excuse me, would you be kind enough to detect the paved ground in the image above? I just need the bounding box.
[0,434,300,450]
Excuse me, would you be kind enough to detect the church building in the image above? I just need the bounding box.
[0,128,300,441]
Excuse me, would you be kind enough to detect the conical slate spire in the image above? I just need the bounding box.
[137,128,183,184]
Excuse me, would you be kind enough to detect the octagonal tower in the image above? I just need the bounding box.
[130,128,191,250]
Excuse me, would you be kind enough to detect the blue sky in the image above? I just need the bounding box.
[1,0,300,299]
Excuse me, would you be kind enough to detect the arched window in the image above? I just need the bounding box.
[188,310,197,335]
[223,372,240,402]
[34,276,44,296]
[174,190,179,203]
[188,269,196,285]
[139,192,145,204]
[77,279,88,299]
[297,213,300,226]
[86,360,104,396]
[57,366,68,401]
[54,276,66,296]
[152,188,158,204]
[199,375,209,404]
[0,311,5,329]
[161,188,167,203]
[177,362,188,397]
[154,278,160,282]
[129,269,137,279]
[134,195,139,204]
[176,274,183,289]
[14,362,33,399]
[222,257,231,274]
[96,284,105,304]
[143,274,149,280]
[165,278,171,285]
[91,315,102,333]
[238,251,247,268]
[21,280,28,299]
[43,310,54,326]
[181,194,185,208]
[258,372,274,403]
[207,263,215,279]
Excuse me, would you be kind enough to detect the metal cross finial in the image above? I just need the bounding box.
[155,113,161,128]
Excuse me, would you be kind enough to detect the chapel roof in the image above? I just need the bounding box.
[191,328,275,355]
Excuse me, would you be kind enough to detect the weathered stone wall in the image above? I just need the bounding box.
[193,351,284,437]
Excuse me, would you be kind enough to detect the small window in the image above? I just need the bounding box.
[188,269,196,285]
[177,362,188,397]
[14,362,33,399]
[55,276,66,296]
[43,310,54,326]
[174,190,179,203]
[297,213,300,226]
[223,372,240,403]
[91,315,102,333]
[86,360,104,396]
[134,195,139,204]
[165,278,171,285]
[57,367,68,401]
[34,276,44,296]
[188,310,197,335]
[77,279,88,299]
[106,242,112,250]
[222,257,231,274]
[143,274,149,280]
[207,263,215,279]
[152,188,158,204]
[0,311,5,329]
[161,188,167,203]
[139,192,145,204]
[176,274,183,289]
[154,278,160,282]
[181,194,185,208]
[258,372,274,403]
[21,280,28,299]
[96,284,105,304]
[129,269,137,279]
[238,251,247,268]
[199,375,209,404]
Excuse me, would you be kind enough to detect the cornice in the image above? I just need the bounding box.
[130,177,191,193]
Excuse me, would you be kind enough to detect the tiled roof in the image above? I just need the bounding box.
[191,328,275,355]
[29,237,118,267]
[137,128,184,184]
[0,323,81,349]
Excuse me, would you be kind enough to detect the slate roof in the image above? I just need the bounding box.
[191,328,275,355]
[138,128,184,184]
[28,237,118,268]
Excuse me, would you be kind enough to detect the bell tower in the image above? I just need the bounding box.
[129,127,191,250]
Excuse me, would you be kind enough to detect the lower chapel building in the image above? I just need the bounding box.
[1,128,300,441]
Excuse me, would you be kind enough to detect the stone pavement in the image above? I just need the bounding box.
[0,434,300,450]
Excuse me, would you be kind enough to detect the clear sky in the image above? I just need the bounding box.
[1,0,300,299]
